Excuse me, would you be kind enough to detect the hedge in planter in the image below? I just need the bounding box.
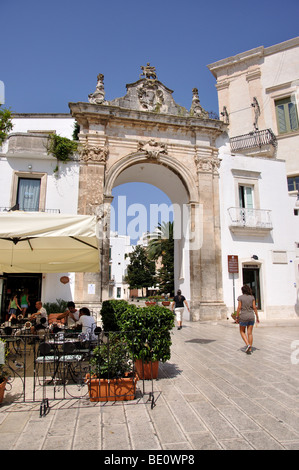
[100,299,130,332]
[99,300,174,378]
[87,332,137,401]
[119,304,175,379]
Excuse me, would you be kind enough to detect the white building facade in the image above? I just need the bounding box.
[0,114,79,313]
[208,36,299,319]
[109,232,132,300]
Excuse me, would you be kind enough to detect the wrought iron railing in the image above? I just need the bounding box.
[230,129,277,152]
[0,207,60,213]
[228,207,272,229]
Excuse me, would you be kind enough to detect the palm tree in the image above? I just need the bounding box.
[147,222,173,259]
[147,222,174,296]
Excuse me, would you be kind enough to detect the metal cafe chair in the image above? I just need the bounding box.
[35,342,60,385]
[59,341,84,384]
[2,326,21,355]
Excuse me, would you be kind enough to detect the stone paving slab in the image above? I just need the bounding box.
[0,319,299,451]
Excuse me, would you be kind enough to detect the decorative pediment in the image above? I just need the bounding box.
[137,80,165,112]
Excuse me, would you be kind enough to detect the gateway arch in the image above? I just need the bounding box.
[69,65,227,321]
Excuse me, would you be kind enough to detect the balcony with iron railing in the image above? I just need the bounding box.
[229,129,277,157]
[0,205,60,213]
[228,207,273,236]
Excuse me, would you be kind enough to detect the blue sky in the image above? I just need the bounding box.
[2,0,299,241]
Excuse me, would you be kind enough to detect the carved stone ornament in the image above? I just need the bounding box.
[190,88,209,118]
[194,152,220,174]
[138,139,167,159]
[80,143,109,163]
[88,73,106,105]
[137,81,164,112]
[140,63,157,80]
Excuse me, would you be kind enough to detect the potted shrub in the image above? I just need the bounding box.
[145,296,157,306]
[0,338,9,404]
[100,300,174,380]
[100,299,129,332]
[86,332,138,402]
[119,304,174,379]
[145,300,156,306]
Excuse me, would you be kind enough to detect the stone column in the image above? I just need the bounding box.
[191,148,227,320]
[75,142,109,309]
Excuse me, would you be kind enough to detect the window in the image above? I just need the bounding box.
[275,97,299,134]
[17,178,41,211]
[239,185,254,208]
[287,176,299,192]
[11,172,47,212]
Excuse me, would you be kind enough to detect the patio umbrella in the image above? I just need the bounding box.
[0,211,100,273]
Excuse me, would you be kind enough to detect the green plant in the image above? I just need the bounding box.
[99,300,174,363]
[90,333,132,379]
[47,134,78,172]
[124,245,156,294]
[100,299,129,332]
[72,121,80,141]
[43,298,68,314]
[0,106,13,145]
[0,338,9,384]
[120,304,174,363]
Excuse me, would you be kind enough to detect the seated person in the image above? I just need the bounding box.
[31,301,48,333]
[56,301,79,328]
[75,307,96,341]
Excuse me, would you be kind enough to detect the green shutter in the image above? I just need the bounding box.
[276,97,299,134]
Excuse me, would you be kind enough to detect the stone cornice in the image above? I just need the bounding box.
[69,102,227,135]
[207,36,299,78]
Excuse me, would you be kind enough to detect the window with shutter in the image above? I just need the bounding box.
[275,97,299,134]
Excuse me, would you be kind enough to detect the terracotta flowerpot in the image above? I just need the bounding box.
[0,379,7,404]
[145,302,156,306]
[86,374,138,402]
[162,301,170,306]
[134,359,159,380]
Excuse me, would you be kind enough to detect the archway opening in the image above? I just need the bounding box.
[107,161,191,305]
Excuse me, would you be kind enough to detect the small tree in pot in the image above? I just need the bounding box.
[100,300,174,379]
[119,304,174,379]
[87,332,138,402]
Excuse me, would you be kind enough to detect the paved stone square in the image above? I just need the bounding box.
[0,319,299,450]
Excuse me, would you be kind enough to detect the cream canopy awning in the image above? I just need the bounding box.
[0,211,100,273]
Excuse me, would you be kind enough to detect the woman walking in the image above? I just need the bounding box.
[171,289,190,330]
[20,288,30,317]
[236,285,259,354]
[8,293,22,321]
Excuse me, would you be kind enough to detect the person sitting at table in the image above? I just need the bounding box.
[30,301,48,334]
[56,301,79,328]
[75,307,96,340]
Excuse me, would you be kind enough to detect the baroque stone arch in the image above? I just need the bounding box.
[104,150,199,308]
[70,65,228,320]
[104,151,198,203]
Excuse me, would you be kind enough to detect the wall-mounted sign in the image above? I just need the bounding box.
[228,255,239,273]
[60,276,70,284]
[88,283,95,295]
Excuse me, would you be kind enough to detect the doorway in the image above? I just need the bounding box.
[242,265,261,310]
[1,273,42,322]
